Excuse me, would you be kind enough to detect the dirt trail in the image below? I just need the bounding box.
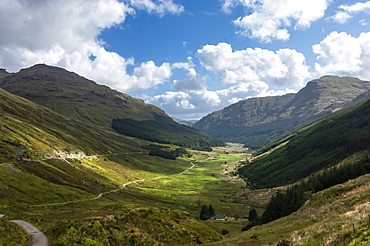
[32,162,195,207]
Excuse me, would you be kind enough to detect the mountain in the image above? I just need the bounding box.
[0,64,224,148]
[0,87,143,163]
[192,76,370,149]
[0,64,166,127]
[238,98,370,188]
[0,84,206,202]
[0,85,157,206]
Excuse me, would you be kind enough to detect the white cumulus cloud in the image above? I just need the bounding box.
[332,1,370,24]
[222,0,330,42]
[197,42,310,88]
[313,31,370,80]
[149,91,196,110]
[172,68,208,92]
[147,79,296,119]
[0,0,183,92]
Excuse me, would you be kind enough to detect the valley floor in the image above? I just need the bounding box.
[1,145,257,245]
[2,144,370,245]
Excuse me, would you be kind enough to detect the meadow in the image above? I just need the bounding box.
[1,146,258,245]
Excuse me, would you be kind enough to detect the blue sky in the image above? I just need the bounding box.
[1,0,370,120]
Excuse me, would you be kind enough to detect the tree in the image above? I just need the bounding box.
[234,214,240,221]
[208,204,215,217]
[241,208,260,231]
[200,205,210,220]
[248,208,258,222]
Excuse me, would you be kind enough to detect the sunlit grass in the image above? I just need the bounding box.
[1,146,254,245]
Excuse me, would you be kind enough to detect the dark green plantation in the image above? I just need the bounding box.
[112,114,225,149]
[239,99,370,189]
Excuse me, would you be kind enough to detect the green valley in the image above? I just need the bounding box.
[0,69,250,245]
[2,65,370,245]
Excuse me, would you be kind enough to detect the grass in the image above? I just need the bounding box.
[3,144,370,245]
[207,173,370,246]
[0,149,255,245]
[0,219,29,245]
[0,80,249,244]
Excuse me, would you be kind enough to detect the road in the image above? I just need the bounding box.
[10,220,48,246]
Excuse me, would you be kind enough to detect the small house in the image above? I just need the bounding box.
[214,215,226,221]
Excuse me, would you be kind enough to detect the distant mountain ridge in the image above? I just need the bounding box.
[172,118,197,126]
[0,64,224,148]
[192,75,370,148]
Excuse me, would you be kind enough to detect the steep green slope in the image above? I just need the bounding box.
[212,173,370,246]
[0,87,195,205]
[193,76,370,148]
[0,88,143,162]
[239,99,370,188]
[0,64,224,148]
[0,87,145,204]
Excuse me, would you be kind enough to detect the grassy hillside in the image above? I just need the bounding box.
[209,173,370,246]
[239,99,370,188]
[193,76,370,148]
[0,88,144,162]
[0,88,195,204]
[0,64,224,148]
[45,207,223,245]
[0,219,29,245]
[0,87,245,244]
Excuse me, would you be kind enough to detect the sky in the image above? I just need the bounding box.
[1,0,370,120]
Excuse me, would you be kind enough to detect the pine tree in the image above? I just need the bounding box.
[248,208,258,222]
[208,204,215,217]
[200,205,210,220]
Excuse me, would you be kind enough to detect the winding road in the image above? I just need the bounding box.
[10,220,48,246]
